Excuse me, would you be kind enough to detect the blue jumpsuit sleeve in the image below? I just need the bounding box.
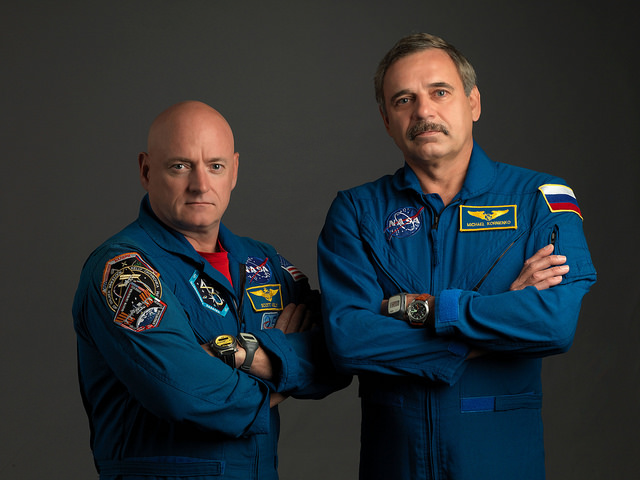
[74,247,272,438]
[248,265,352,398]
[435,207,597,354]
[318,191,468,385]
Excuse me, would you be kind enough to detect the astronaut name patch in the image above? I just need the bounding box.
[246,284,283,312]
[114,282,166,332]
[384,206,424,240]
[460,205,517,231]
[539,184,582,219]
[190,272,229,316]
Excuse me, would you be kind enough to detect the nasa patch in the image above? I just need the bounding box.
[114,282,166,332]
[245,257,272,284]
[189,271,230,316]
[102,253,162,312]
[384,206,424,239]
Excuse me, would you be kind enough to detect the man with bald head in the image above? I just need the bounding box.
[73,101,347,479]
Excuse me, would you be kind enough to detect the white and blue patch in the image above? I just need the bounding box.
[261,312,279,329]
[189,271,229,316]
[384,206,424,239]
[245,257,272,284]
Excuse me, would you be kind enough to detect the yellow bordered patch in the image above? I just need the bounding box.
[460,205,517,232]
[246,284,283,312]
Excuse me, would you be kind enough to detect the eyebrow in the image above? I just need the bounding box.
[388,81,457,104]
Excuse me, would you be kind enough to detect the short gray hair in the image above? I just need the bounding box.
[374,33,477,114]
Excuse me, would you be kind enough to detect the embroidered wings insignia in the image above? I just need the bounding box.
[252,288,279,302]
[468,209,510,221]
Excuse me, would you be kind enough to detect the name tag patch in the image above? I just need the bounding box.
[246,284,283,312]
[460,205,517,231]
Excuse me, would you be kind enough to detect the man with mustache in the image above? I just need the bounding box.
[318,33,596,479]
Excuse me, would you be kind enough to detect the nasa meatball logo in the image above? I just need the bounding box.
[384,206,424,239]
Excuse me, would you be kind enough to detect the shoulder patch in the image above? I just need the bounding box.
[279,255,307,282]
[114,282,166,332]
[102,253,162,311]
[460,205,517,231]
[539,184,583,219]
[384,206,424,239]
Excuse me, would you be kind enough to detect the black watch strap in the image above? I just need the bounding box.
[237,332,259,372]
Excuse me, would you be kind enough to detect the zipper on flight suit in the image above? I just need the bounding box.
[235,263,247,332]
[426,202,447,480]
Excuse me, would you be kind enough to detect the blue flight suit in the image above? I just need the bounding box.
[73,196,347,479]
[317,143,596,479]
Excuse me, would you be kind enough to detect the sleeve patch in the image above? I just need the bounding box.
[102,252,162,311]
[114,282,166,332]
[539,184,583,219]
[279,255,307,282]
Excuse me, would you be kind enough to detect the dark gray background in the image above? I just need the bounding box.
[2,1,638,478]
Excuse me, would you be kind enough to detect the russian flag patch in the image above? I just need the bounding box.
[539,184,582,219]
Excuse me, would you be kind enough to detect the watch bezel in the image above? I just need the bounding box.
[406,297,430,326]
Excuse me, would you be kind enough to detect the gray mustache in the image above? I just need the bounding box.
[407,121,449,140]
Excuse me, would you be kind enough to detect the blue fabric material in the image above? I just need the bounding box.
[73,196,348,479]
[317,143,596,480]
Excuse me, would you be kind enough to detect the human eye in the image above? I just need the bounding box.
[393,96,411,107]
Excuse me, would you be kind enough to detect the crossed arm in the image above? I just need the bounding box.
[381,243,568,319]
[201,303,314,407]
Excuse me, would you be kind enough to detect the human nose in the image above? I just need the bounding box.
[188,164,210,193]
[413,94,434,120]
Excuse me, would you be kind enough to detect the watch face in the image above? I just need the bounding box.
[215,334,235,348]
[388,295,403,315]
[407,301,428,322]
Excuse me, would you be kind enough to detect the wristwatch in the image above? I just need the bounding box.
[237,332,260,372]
[387,293,407,320]
[209,334,238,367]
[387,293,432,327]
[406,293,430,327]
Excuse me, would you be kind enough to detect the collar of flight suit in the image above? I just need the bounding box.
[393,141,497,202]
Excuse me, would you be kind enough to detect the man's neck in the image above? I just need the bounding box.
[183,230,220,253]
[408,157,469,206]
[406,145,472,206]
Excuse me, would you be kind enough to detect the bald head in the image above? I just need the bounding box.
[138,101,240,252]
[147,101,236,156]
